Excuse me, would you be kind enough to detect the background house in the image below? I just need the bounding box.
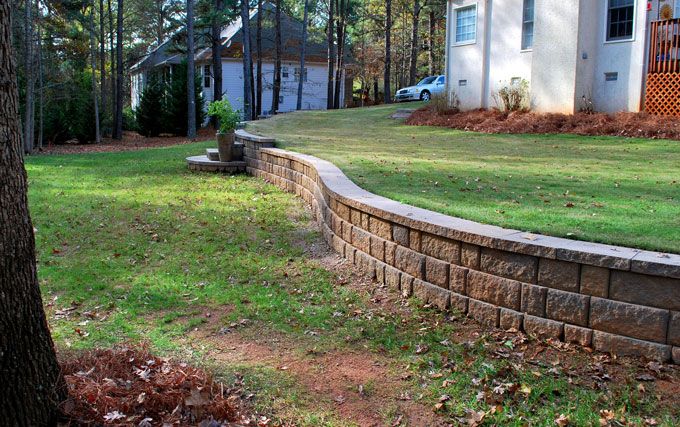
[131,3,351,116]
[445,0,680,114]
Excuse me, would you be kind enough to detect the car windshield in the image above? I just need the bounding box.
[417,77,437,85]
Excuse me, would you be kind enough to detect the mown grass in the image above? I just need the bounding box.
[27,145,678,425]
[247,104,680,254]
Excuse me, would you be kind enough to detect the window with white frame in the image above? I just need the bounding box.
[203,65,211,88]
[521,0,534,50]
[455,5,477,44]
[606,0,634,41]
[294,67,308,82]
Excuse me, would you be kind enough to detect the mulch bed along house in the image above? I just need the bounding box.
[407,107,680,141]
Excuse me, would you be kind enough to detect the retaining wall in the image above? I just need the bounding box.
[236,130,680,363]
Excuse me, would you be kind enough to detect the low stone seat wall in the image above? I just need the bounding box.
[237,130,680,363]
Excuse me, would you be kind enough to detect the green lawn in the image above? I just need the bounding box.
[27,145,679,425]
[247,104,680,254]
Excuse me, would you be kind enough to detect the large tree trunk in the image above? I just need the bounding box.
[241,0,253,120]
[333,0,346,109]
[156,0,165,46]
[114,0,123,139]
[211,0,223,108]
[0,3,67,423]
[296,0,309,110]
[326,0,335,109]
[255,0,262,118]
[409,0,420,86]
[108,0,115,131]
[384,0,392,104]
[187,0,196,137]
[37,7,44,150]
[24,0,35,153]
[270,0,281,114]
[99,0,107,135]
[89,2,101,143]
[428,9,435,75]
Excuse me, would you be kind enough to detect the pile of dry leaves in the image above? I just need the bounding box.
[59,347,254,426]
[406,107,680,140]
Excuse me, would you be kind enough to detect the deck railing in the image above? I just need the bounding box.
[648,19,680,74]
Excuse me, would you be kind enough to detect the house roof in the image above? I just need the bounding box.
[132,2,337,73]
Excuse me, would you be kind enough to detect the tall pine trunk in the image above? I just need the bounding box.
[0,3,67,422]
[384,0,392,104]
[409,0,420,86]
[211,0,223,107]
[428,10,435,75]
[187,0,196,137]
[270,0,281,114]
[37,13,44,150]
[24,0,35,153]
[89,2,101,143]
[255,0,262,117]
[99,0,107,132]
[326,0,334,109]
[333,0,346,109]
[296,0,309,110]
[114,0,123,139]
[108,0,115,131]
[241,0,253,120]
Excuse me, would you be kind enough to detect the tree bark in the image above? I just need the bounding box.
[270,0,281,114]
[211,0,223,108]
[0,2,67,423]
[326,0,334,109]
[99,0,107,132]
[255,0,262,118]
[296,0,308,110]
[428,9,435,75]
[241,0,253,120]
[90,2,101,143]
[108,0,115,131]
[333,0,346,109]
[409,0,420,86]
[37,4,44,150]
[114,0,123,139]
[187,0,196,137]
[384,0,392,104]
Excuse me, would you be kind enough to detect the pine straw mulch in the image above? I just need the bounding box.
[59,346,265,427]
[406,106,680,140]
[39,128,215,155]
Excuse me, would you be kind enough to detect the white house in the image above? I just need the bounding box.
[445,0,680,114]
[131,3,350,116]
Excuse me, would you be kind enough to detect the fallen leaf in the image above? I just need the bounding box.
[555,414,570,426]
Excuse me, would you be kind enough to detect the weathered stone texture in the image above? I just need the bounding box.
[385,241,397,266]
[421,234,460,264]
[461,243,480,270]
[350,208,362,226]
[538,259,579,292]
[395,246,425,279]
[425,256,450,288]
[375,261,386,285]
[589,298,669,343]
[592,331,671,362]
[524,315,564,339]
[449,265,468,295]
[335,201,351,221]
[480,248,537,283]
[500,309,523,330]
[351,226,371,254]
[520,283,547,317]
[392,224,409,247]
[369,217,392,241]
[409,230,422,251]
[673,347,680,364]
[385,265,401,291]
[668,311,680,346]
[370,236,385,262]
[413,279,451,310]
[546,289,590,326]
[468,299,500,327]
[400,274,414,297]
[610,271,680,311]
[564,325,593,347]
[450,294,469,314]
[580,265,609,298]
[341,220,352,243]
[467,270,521,310]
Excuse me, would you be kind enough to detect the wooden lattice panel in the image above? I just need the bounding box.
[645,73,680,116]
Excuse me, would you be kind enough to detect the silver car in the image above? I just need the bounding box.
[395,75,446,102]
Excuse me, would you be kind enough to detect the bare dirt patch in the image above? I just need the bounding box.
[407,107,680,140]
[37,128,214,155]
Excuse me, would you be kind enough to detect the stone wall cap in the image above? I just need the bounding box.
[256,146,677,276]
[235,129,276,143]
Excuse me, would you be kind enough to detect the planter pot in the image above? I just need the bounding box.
[217,131,235,162]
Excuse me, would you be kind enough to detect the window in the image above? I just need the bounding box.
[203,65,211,88]
[294,67,308,82]
[604,72,618,81]
[279,95,284,104]
[455,5,477,43]
[282,67,289,78]
[458,79,467,86]
[607,0,634,41]
[521,0,534,49]
[435,76,445,84]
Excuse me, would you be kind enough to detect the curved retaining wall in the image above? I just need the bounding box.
[236,130,680,363]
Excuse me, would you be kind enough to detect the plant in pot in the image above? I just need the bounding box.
[207,99,241,162]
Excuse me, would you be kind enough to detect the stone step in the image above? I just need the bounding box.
[186,155,247,173]
[206,142,245,161]
[206,148,219,161]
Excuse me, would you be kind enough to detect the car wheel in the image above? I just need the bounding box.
[420,91,431,102]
